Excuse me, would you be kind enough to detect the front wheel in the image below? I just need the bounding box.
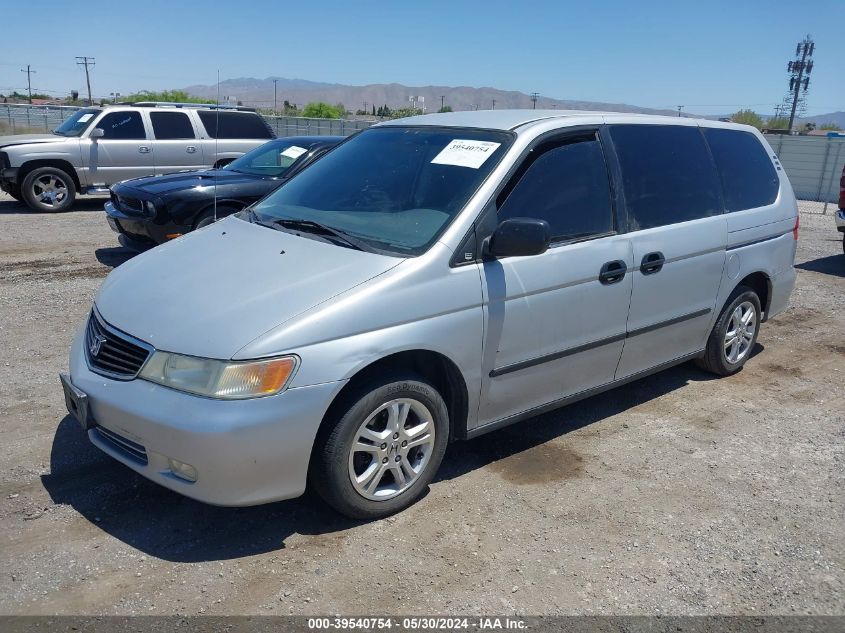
[193,205,239,231]
[696,285,761,376]
[310,376,449,519]
[21,167,76,212]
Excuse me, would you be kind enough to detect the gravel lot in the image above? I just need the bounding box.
[0,192,842,616]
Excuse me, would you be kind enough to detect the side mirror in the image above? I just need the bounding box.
[90,128,105,140]
[486,218,551,259]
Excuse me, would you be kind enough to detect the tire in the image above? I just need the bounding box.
[193,205,238,231]
[310,374,450,519]
[696,285,761,376]
[21,166,76,212]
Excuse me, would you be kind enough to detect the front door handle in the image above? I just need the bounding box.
[186,146,197,154]
[640,251,666,275]
[138,146,151,154]
[599,260,627,285]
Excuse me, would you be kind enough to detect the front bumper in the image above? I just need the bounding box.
[105,200,187,246]
[66,324,345,506]
[1,167,20,186]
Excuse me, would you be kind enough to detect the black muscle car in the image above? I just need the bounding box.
[105,136,343,248]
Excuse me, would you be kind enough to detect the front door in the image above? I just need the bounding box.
[86,110,154,186]
[149,110,205,174]
[608,123,728,379]
[477,130,634,427]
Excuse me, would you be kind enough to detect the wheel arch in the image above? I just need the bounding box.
[19,159,81,192]
[316,349,470,452]
[193,199,245,228]
[735,271,772,321]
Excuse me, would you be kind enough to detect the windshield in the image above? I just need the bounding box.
[54,108,101,137]
[249,127,512,255]
[224,140,314,177]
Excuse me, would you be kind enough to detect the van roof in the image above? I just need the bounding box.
[378,109,747,133]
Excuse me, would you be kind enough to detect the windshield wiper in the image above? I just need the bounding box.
[269,217,370,252]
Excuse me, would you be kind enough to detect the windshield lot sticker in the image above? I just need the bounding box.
[431,139,501,169]
[78,113,94,122]
[281,146,308,160]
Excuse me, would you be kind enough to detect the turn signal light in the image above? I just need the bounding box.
[166,233,183,239]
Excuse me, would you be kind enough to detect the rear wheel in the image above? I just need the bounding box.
[310,375,449,519]
[21,167,76,212]
[696,285,761,376]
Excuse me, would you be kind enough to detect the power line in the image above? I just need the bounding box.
[75,56,95,105]
[20,64,36,103]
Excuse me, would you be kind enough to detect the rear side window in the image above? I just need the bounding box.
[610,125,722,230]
[197,111,272,139]
[96,112,146,140]
[150,112,195,140]
[703,128,779,211]
[498,135,613,242]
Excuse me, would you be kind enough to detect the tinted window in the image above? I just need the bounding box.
[498,136,613,241]
[96,111,146,140]
[610,125,722,230]
[198,111,272,139]
[703,128,779,211]
[150,112,195,139]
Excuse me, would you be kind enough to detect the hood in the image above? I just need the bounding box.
[95,215,403,359]
[120,169,264,197]
[0,133,63,148]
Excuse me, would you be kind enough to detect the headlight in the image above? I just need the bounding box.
[144,200,157,218]
[138,352,298,399]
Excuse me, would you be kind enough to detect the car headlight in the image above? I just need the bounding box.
[144,200,157,218]
[138,352,298,399]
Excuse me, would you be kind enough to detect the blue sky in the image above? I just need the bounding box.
[1,0,843,116]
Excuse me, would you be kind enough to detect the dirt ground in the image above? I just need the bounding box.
[0,192,842,616]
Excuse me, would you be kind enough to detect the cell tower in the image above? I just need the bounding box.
[783,35,815,131]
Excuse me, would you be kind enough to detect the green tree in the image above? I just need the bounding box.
[438,106,454,113]
[301,102,344,118]
[765,117,789,130]
[388,107,423,119]
[123,90,208,104]
[731,109,764,129]
[820,122,842,131]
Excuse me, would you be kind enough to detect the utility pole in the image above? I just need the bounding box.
[273,79,278,114]
[491,99,496,110]
[530,92,539,109]
[785,35,814,132]
[363,101,368,114]
[20,65,36,103]
[75,56,95,105]
[440,95,445,110]
[677,105,684,117]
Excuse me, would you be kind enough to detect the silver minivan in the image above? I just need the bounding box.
[60,110,798,518]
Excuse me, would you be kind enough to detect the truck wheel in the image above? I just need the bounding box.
[696,285,761,376]
[21,167,76,212]
[310,375,449,519]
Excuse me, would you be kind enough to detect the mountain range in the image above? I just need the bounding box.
[183,77,844,127]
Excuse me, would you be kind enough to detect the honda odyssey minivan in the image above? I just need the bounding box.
[61,110,798,518]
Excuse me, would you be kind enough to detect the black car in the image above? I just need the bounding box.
[105,136,343,247]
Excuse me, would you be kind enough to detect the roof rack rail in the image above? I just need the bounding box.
[127,101,256,112]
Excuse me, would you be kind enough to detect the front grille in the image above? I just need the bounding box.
[85,311,152,379]
[93,425,148,465]
[111,191,144,215]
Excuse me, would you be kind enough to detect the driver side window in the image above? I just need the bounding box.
[497,133,614,243]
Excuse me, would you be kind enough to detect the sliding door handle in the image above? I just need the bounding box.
[640,251,665,275]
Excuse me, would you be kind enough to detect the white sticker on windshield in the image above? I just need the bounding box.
[78,113,94,122]
[280,146,308,160]
[431,139,501,169]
